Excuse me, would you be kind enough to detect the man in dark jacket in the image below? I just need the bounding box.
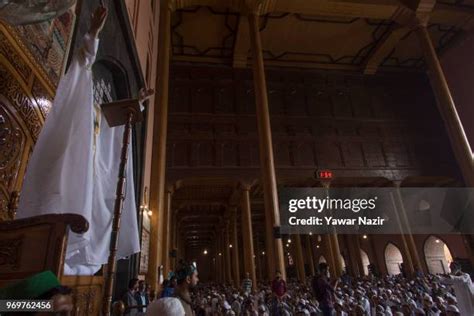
[312,263,338,316]
[134,280,149,314]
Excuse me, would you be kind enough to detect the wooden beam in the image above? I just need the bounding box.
[363,2,437,75]
[173,0,471,26]
[363,25,411,74]
[233,16,250,68]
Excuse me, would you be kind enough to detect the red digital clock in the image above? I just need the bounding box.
[315,170,333,179]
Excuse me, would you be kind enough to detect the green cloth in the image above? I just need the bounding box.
[0,271,60,299]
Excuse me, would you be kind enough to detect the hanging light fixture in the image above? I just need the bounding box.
[0,0,76,26]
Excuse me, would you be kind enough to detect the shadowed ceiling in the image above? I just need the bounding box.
[171,0,473,71]
[167,0,472,253]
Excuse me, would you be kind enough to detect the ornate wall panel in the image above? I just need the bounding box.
[0,23,54,221]
[167,64,460,182]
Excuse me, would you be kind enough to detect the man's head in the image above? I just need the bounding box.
[318,262,329,277]
[170,276,177,287]
[275,271,282,279]
[175,260,199,290]
[0,271,74,316]
[246,272,250,279]
[138,280,146,292]
[449,261,461,274]
[128,278,139,292]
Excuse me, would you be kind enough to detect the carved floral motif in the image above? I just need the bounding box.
[0,236,23,270]
[0,65,42,140]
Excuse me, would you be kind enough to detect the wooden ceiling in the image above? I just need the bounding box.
[170,0,474,72]
[167,0,473,251]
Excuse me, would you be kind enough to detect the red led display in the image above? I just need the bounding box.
[315,170,333,179]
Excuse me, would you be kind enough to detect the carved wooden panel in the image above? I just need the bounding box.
[0,214,88,288]
[62,276,103,316]
[0,28,44,221]
[0,236,23,270]
[167,64,458,181]
[0,98,30,221]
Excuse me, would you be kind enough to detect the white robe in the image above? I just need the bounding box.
[441,273,474,316]
[17,33,140,275]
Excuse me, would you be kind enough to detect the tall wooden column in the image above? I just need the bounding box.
[416,22,474,187]
[305,235,316,276]
[162,189,172,278]
[394,182,423,272]
[171,211,178,270]
[323,234,337,277]
[224,224,233,284]
[354,237,365,276]
[255,238,263,281]
[416,19,474,266]
[294,235,306,281]
[217,232,224,283]
[345,235,362,277]
[389,185,415,275]
[248,12,286,281]
[241,186,257,291]
[231,209,241,286]
[147,1,172,289]
[330,234,343,277]
[220,239,225,283]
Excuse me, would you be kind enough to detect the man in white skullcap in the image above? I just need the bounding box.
[145,297,184,316]
[445,304,460,316]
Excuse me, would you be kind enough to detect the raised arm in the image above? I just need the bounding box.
[78,6,108,67]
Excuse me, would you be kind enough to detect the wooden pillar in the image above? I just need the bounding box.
[393,183,423,273]
[248,12,286,281]
[172,212,178,270]
[323,234,337,277]
[294,235,306,281]
[389,189,415,275]
[345,235,362,277]
[416,22,474,187]
[255,237,263,281]
[216,234,222,283]
[225,224,233,284]
[329,233,343,277]
[241,186,257,291]
[354,237,366,276]
[216,239,220,283]
[162,189,172,278]
[147,1,172,290]
[231,209,241,286]
[305,235,316,276]
[415,21,474,266]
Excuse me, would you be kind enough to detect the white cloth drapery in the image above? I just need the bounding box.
[17,33,140,275]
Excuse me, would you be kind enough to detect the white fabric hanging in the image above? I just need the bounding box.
[17,33,140,275]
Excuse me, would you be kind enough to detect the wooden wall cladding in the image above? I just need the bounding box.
[0,24,54,221]
[167,64,458,180]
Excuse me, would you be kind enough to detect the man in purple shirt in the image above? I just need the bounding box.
[271,270,287,298]
[312,262,338,316]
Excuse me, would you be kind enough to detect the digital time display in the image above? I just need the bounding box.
[315,170,333,179]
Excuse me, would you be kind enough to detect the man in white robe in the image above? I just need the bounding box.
[440,262,474,316]
[16,6,145,275]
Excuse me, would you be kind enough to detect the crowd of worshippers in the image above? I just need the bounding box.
[0,260,469,315]
[116,260,472,316]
